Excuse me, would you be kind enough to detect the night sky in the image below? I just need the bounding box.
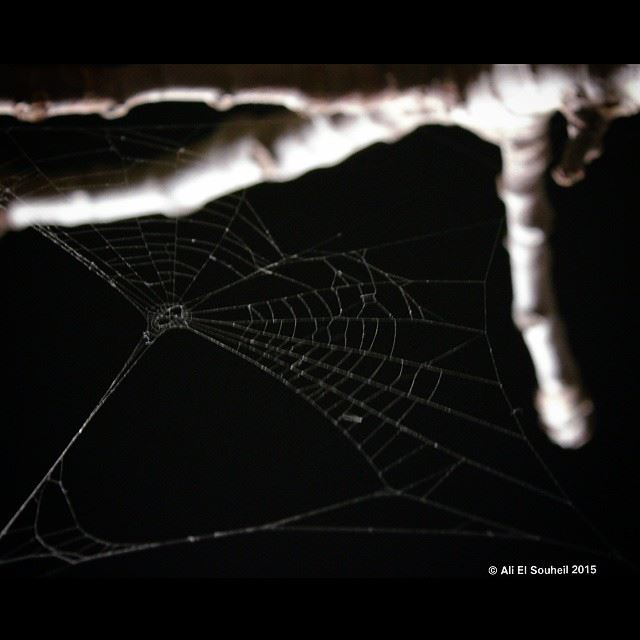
[0,100,637,579]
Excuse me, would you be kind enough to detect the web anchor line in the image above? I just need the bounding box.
[0,337,149,550]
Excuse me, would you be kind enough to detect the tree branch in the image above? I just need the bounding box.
[1,63,638,448]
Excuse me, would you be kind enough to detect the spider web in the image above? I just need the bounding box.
[0,120,620,571]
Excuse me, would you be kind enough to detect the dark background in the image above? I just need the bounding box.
[0,100,637,580]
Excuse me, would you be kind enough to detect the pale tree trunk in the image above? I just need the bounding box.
[0,63,638,448]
